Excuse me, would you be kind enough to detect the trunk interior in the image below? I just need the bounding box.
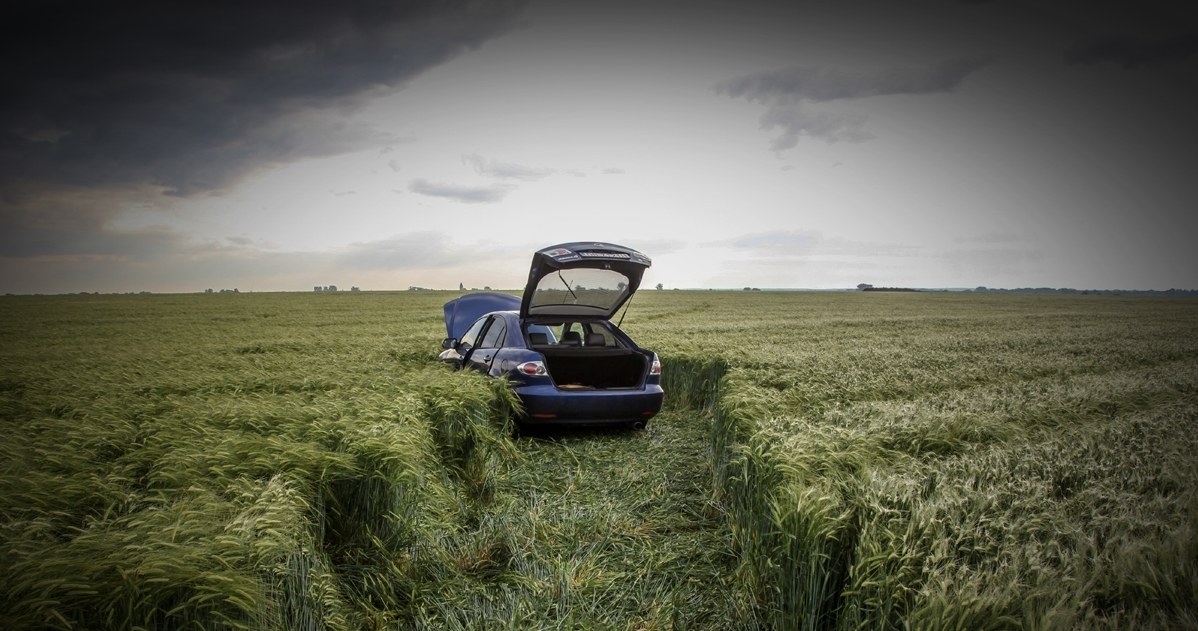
[539,348,647,389]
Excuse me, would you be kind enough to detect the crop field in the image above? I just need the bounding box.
[2,290,1196,630]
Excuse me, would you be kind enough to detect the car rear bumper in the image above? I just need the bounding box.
[514,383,664,424]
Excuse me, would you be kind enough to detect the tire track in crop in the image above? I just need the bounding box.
[418,410,751,629]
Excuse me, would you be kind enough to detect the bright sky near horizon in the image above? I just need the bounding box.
[3,0,1196,294]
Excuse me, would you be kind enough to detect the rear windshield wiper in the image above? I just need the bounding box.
[557,272,579,303]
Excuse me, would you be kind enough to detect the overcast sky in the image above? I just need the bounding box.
[3,0,1196,293]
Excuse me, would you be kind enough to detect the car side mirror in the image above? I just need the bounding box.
[442,337,458,349]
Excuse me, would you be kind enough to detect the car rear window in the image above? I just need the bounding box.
[529,268,631,313]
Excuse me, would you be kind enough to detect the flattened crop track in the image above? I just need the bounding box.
[413,409,752,629]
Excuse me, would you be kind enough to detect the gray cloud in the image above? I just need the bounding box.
[0,1,528,200]
[409,179,514,204]
[336,231,465,270]
[715,57,993,105]
[718,57,992,150]
[618,239,686,257]
[0,190,185,259]
[952,231,1024,245]
[225,236,257,247]
[0,213,314,293]
[463,154,555,181]
[936,245,1046,282]
[717,230,919,258]
[759,106,873,149]
[335,232,535,274]
[1065,33,1198,69]
[723,230,824,252]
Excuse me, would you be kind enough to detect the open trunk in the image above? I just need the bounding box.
[538,347,647,389]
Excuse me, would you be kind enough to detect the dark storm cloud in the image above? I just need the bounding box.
[1065,32,1198,69]
[408,178,514,204]
[0,0,528,199]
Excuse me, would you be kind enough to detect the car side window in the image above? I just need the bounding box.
[459,317,489,350]
[478,317,507,349]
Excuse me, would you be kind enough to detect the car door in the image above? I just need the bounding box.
[464,315,507,375]
[444,315,489,369]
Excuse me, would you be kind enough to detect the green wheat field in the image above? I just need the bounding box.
[2,290,1195,630]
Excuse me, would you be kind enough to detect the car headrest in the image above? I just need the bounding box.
[529,332,548,345]
[585,332,605,346]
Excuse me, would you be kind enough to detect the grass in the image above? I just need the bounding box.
[626,291,1198,630]
[0,292,515,629]
[410,412,749,630]
[2,289,1197,629]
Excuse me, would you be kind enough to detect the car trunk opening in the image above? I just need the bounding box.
[537,347,648,389]
[521,242,651,320]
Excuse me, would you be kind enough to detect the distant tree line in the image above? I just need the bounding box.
[973,287,1198,296]
[852,283,1198,296]
[858,283,917,292]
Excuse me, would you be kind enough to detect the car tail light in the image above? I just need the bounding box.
[649,357,662,376]
[516,361,547,376]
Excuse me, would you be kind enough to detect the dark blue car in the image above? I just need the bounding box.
[439,242,663,429]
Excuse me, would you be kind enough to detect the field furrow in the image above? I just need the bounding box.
[410,411,748,630]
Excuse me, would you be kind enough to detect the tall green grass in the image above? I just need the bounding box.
[627,291,1198,630]
[0,292,518,629]
[3,290,1196,629]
